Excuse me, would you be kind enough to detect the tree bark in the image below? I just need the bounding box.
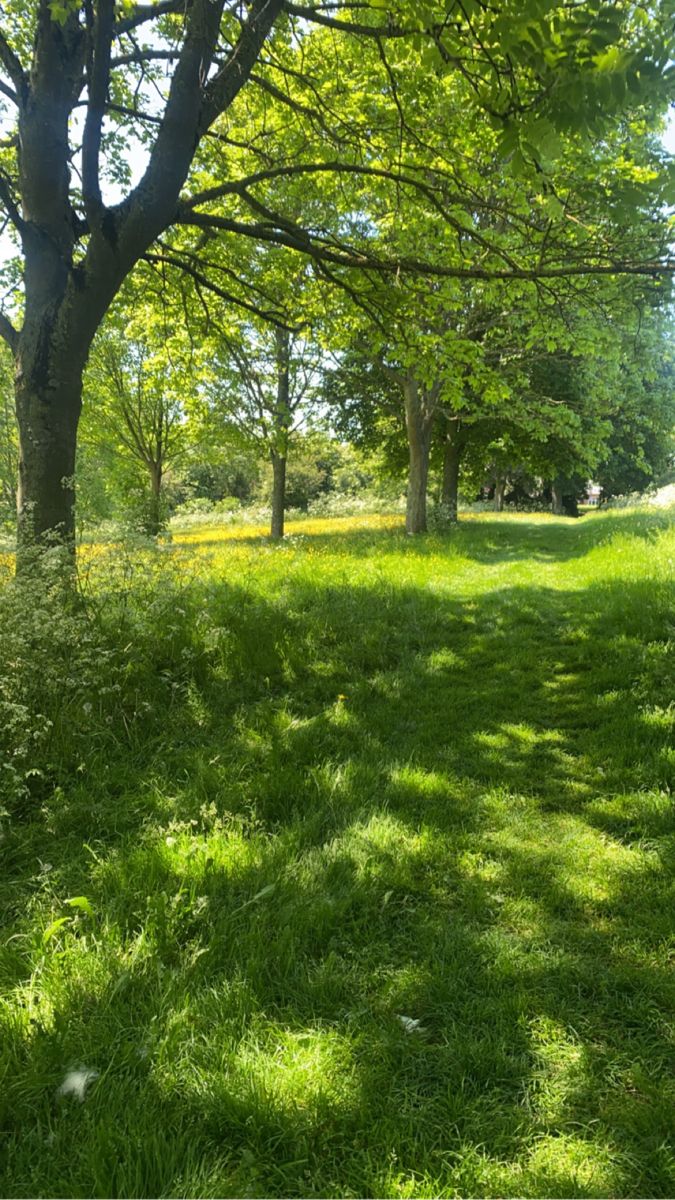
[269,327,291,540]
[441,425,463,523]
[146,461,163,536]
[15,356,83,561]
[270,451,287,540]
[404,373,435,534]
[494,474,506,512]
[551,480,564,515]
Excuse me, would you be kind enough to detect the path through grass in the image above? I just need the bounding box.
[0,508,673,1197]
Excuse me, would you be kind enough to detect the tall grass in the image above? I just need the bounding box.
[0,507,673,1198]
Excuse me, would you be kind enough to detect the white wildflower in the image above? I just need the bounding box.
[57,1067,99,1102]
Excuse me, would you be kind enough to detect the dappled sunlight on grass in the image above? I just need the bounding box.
[522,1133,627,1199]
[0,506,673,1196]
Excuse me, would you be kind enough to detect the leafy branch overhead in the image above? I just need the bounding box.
[1,2,674,331]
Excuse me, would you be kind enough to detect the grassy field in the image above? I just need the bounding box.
[0,508,673,1198]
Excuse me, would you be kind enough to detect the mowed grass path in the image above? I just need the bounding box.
[0,509,673,1198]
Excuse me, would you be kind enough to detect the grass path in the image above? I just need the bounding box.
[0,509,673,1197]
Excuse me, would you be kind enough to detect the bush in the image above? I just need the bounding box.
[0,546,197,825]
[0,551,114,818]
[172,496,240,520]
[173,497,216,516]
[306,491,405,517]
[214,496,241,514]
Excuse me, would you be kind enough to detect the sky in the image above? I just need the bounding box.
[661,110,675,154]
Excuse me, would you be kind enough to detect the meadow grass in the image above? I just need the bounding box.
[0,507,673,1198]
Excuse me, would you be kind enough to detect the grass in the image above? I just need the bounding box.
[0,506,673,1199]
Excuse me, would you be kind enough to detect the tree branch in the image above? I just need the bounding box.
[249,69,323,126]
[183,159,465,206]
[114,0,189,37]
[282,2,415,37]
[0,30,27,102]
[0,169,25,233]
[0,310,19,353]
[109,48,181,68]
[142,251,294,327]
[116,0,283,250]
[0,78,17,104]
[183,161,508,248]
[188,160,525,271]
[82,0,115,218]
[199,0,285,132]
[114,0,227,249]
[312,255,389,334]
[155,236,291,310]
[176,207,675,283]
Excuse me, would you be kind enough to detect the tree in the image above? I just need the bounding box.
[510,353,614,515]
[0,0,283,556]
[316,70,675,530]
[439,416,470,522]
[1,0,674,557]
[457,310,675,515]
[201,318,321,538]
[84,323,189,535]
[180,451,261,507]
[595,334,675,499]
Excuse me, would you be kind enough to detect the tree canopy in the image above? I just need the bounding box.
[0,0,674,551]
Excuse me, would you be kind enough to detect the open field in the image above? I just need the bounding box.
[0,508,673,1198]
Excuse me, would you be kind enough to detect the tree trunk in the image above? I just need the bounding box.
[563,491,579,518]
[15,372,82,562]
[494,475,506,512]
[404,374,434,534]
[270,451,287,540]
[269,327,291,540]
[146,462,163,536]
[441,429,462,523]
[551,480,564,515]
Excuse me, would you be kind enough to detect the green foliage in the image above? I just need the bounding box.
[81,292,197,536]
[255,432,342,509]
[0,551,117,816]
[596,350,675,498]
[4,0,675,548]
[180,452,262,506]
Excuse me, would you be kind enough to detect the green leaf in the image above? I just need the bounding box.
[65,895,94,916]
[497,124,519,158]
[42,917,71,946]
[543,194,565,220]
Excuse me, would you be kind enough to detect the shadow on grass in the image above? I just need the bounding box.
[0,542,673,1197]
